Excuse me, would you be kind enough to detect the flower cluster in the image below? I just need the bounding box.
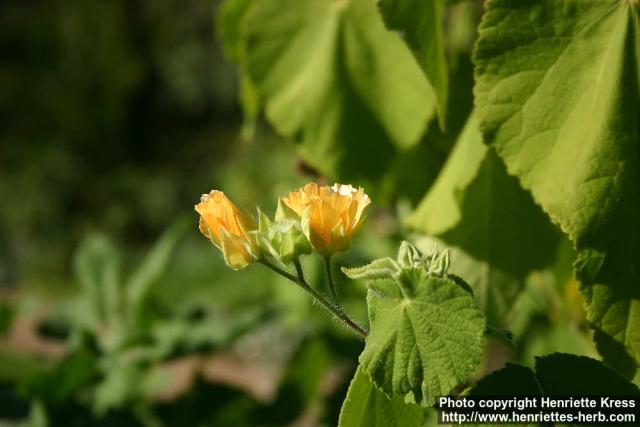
[194,183,371,269]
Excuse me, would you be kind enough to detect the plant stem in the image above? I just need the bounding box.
[293,259,306,283]
[323,255,342,307]
[260,259,368,339]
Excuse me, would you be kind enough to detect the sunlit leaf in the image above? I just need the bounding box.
[378,0,448,129]
[407,118,560,326]
[338,365,424,427]
[360,267,485,406]
[474,0,640,378]
[217,0,259,140]
[244,0,435,182]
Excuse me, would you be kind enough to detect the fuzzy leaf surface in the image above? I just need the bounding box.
[474,0,640,377]
[361,268,485,406]
[338,366,424,427]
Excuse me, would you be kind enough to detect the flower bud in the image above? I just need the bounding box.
[195,190,259,269]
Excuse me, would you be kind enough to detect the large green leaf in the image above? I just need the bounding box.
[535,353,640,396]
[217,0,253,62]
[407,118,560,326]
[127,220,187,327]
[474,0,640,379]
[360,267,485,406]
[469,353,640,396]
[464,365,540,427]
[73,234,122,333]
[245,0,435,182]
[467,362,541,397]
[463,354,639,427]
[378,0,448,129]
[339,366,424,427]
[217,0,260,140]
[22,350,98,404]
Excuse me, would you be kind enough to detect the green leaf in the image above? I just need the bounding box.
[93,357,150,414]
[376,134,447,205]
[73,234,122,331]
[464,363,542,427]
[406,118,483,235]
[407,118,560,326]
[474,0,640,378]
[217,0,259,140]
[244,0,435,182]
[217,0,253,62]
[535,353,640,396]
[378,0,448,129]
[484,325,516,352]
[127,220,187,326]
[467,353,640,396]
[339,365,424,427]
[22,350,97,403]
[423,239,524,328]
[467,363,541,397]
[465,355,639,427]
[361,268,485,406]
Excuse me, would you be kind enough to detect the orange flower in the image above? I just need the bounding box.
[195,190,258,269]
[280,183,371,255]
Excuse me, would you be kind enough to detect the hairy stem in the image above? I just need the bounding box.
[260,259,368,339]
[323,255,341,307]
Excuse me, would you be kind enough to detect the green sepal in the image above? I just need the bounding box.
[275,198,301,222]
[254,207,279,259]
[342,241,451,284]
[396,241,450,276]
[341,257,400,281]
[274,219,312,263]
[257,207,273,233]
[428,250,449,276]
[255,207,312,264]
[396,241,424,268]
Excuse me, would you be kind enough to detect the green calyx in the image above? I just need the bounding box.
[255,207,311,265]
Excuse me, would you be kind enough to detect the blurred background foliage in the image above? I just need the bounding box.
[0,0,596,426]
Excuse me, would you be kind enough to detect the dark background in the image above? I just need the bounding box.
[1,0,245,288]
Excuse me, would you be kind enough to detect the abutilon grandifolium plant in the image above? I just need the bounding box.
[7,0,640,424]
[196,182,503,419]
[196,173,640,426]
[200,0,640,424]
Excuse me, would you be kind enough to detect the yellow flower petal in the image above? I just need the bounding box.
[281,182,371,255]
[195,190,258,269]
